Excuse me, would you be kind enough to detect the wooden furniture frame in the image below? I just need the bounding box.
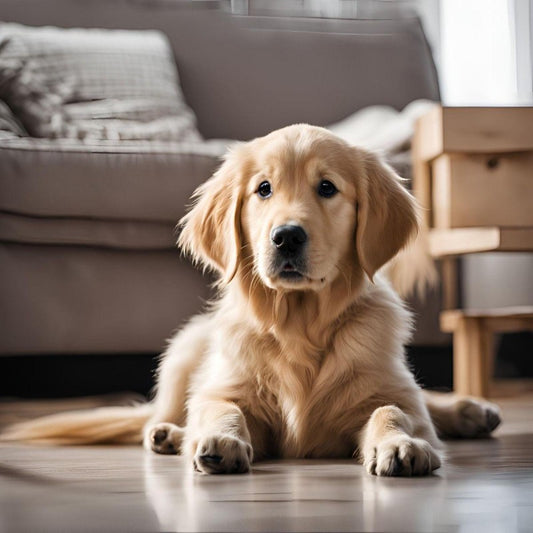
[440,307,533,397]
[412,106,533,397]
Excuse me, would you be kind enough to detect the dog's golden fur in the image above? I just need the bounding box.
[2,125,500,476]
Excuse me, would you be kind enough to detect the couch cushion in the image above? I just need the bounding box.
[0,138,227,222]
[185,15,441,140]
[0,212,176,250]
[0,22,202,141]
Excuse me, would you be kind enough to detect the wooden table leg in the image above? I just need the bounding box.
[441,257,459,310]
[453,317,493,397]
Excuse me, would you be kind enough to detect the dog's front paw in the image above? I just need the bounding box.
[453,398,501,438]
[144,422,184,455]
[365,436,441,477]
[194,434,252,474]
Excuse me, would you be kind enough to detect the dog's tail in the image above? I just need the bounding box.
[0,403,153,445]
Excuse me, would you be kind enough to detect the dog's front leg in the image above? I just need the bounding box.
[184,399,253,474]
[143,316,210,455]
[360,405,442,477]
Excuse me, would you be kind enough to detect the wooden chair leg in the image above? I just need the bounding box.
[453,317,493,397]
[441,257,459,310]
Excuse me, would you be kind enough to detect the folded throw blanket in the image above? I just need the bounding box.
[205,100,439,180]
[327,99,439,179]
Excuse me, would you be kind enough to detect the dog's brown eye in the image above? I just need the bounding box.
[257,181,272,199]
[318,179,338,198]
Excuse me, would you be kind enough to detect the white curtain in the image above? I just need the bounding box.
[439,0,532,105]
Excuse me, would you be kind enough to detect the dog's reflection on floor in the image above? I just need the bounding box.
[144,453,262,531]
[143,454,449,532]
[144,454,200,532]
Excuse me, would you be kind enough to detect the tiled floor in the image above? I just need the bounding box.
[1,393,532,532]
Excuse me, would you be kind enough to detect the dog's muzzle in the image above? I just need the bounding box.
[270,225,308,280]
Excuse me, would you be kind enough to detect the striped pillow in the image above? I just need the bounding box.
[0,100,27,138]
[0,23,201,142]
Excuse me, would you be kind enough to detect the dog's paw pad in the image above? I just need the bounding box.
[194,435,252,475]
[152,428,169,445]
[485,406,502,432]
[456,399,501,438]
[369,437,441,477]
[199,454,223,465]
[145,422,184,455]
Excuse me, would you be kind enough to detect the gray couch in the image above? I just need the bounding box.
[0,0,442,355]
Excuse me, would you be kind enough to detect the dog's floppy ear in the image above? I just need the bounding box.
[178,149,244,285]
[355,149,419,281]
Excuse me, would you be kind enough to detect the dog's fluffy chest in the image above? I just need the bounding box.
[254,351,357,458]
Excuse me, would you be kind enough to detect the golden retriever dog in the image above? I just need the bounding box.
[2,124,501,476]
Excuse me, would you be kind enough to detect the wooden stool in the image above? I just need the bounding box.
[412,106,533,397]
[440,307,533,397]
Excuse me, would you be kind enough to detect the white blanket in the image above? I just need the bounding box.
[207,99,439,179]
[327,99,438,156]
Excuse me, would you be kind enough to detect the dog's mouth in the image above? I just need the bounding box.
[278,262,305,281]
[266,258,327,288]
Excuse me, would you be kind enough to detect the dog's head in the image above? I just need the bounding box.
[179,124,418,292]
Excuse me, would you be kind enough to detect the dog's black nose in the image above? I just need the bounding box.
[271,225,307,255]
